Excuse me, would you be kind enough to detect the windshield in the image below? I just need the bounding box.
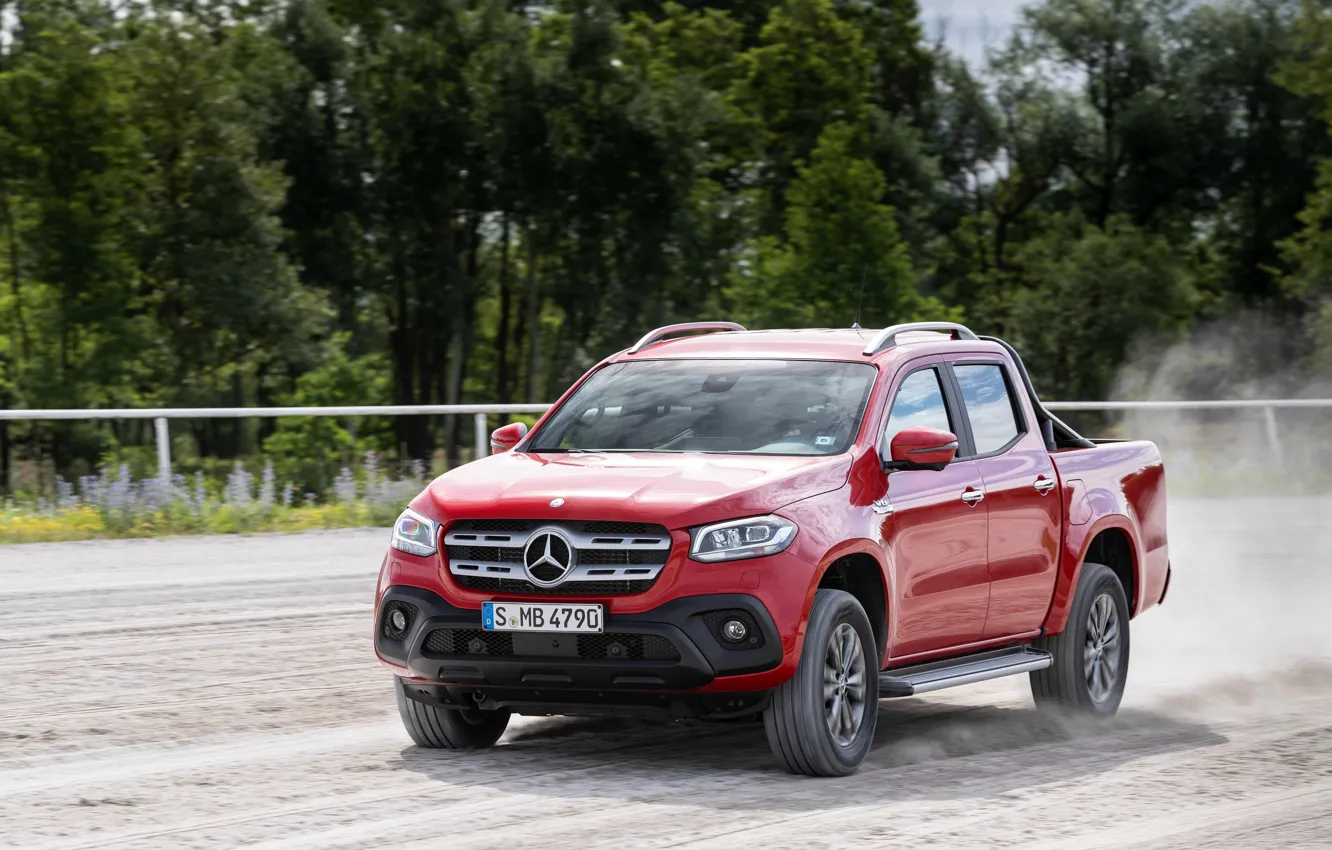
[528,359,877,455]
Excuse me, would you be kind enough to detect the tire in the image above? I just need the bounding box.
[394,677,511,749]
[764,589,879,776]
[1030,562,1131,716]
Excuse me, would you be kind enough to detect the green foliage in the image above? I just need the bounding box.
[730,122,952,327]
[734,0,873,212]
[263,336,393,491]
[3,0,1332,508]
[1277,0,1332,363]
[1000,213,1198,400]
[0,501,384,545]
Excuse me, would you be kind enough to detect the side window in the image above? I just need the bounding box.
[954,364,1022,454]
[883,368,953,446]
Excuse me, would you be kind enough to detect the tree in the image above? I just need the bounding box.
[126,12,326,407]
[1003,212,1197,400]
[733,0,874,222]
[729,122,951,328]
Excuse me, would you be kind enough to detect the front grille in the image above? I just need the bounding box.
[577,633,679,661]
[448,519,668,539]
[446,518,670,595]
[583,521,657,535]
[577,549,662,566]
[424,629,514,656]
[448,545,525,563]
[423,628,678,661]
[454,576,657,595]
[446,546,661,567]
[451,519,534,533]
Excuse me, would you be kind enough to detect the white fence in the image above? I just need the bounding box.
[1,399,1329,482]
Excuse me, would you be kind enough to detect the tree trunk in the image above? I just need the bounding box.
[445,220,482,468]
[0,415,8,495]
[524,224,541,403]
[495,215,513,423]
[389,238,430,461]
[1,181,29,358]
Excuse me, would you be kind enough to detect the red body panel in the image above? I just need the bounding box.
[375,329,1168,690]
[1041,440,1169,634]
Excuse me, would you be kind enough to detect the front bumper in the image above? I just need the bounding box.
[376,585,783,692]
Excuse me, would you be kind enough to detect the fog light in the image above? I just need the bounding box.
[468,637,486,654]
[721,619,748,643]
[390,610,407,632]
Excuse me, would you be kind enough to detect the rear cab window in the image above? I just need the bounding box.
[951,362,1025,456]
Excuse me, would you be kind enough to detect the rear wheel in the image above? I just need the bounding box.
[764,589,879,776]
[394,677,511,749]
[1030,562,1130,716]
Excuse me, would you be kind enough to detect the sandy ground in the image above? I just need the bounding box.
[3,497,1332,849]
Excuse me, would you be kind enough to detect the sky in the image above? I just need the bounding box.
[917,0,1028,67]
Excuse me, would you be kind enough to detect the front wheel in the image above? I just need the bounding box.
[1030,562,1131,716]
[764,589,879,776]
[394,677,511,749]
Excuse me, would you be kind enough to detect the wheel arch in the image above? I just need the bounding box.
[809,541,890,665]
[1042,515,1142,635]
[1084,527,1136,616]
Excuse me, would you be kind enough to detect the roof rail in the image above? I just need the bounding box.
[627,321,746,354]
[862,321,978,356]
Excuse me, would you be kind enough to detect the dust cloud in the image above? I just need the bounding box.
[1105,318,1332,711]
[1110,313,1332,489]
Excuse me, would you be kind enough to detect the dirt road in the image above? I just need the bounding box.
[3,497,1331,849]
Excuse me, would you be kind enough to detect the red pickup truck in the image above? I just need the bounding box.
[374,322,1170,776]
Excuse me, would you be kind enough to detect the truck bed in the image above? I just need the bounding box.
[1045,438,1169,628]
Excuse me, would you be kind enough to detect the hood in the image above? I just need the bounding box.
[417,451,852,530]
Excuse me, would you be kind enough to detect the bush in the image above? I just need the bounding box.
[0,452,429,545]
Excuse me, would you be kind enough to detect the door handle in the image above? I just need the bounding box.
[1034,476,1056,495]
[961,487,985,506]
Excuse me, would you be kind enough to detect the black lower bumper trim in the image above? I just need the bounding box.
[397,681,773,721]
[377,586,783,692]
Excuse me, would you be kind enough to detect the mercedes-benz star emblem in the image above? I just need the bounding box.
[523,530,574,586]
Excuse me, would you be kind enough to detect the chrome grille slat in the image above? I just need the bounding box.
[444,528,669,551]
[445,519,671,592]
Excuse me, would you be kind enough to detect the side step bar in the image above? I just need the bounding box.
[877,646,1052,698]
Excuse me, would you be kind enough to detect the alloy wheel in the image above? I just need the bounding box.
[823,622,868,747]
[1083,593,1122,704]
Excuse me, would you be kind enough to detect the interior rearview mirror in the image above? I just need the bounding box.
[489,422,528,454]
[883,425,958,472]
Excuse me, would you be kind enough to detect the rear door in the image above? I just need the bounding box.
[879,359,991,658]
[943,357,1061,639]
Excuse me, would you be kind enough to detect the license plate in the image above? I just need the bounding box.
[482,601,603,633]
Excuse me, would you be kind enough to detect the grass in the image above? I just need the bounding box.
[0,502,398,544]
[0,453,418,545]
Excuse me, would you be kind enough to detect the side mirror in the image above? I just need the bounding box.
[884,425,958,472]
[489,422,528,454]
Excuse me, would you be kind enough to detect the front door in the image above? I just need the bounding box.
[879,362,991,659]
[945,359,1061,639]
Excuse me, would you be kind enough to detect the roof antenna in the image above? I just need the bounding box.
[851,264,868,330]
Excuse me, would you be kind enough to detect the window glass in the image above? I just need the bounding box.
[528,359,876,455]
[954,364,1021,454]
[883,369,952,446]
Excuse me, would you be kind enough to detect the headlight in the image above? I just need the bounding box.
[690,515,797,563]
[391,508,439,557]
